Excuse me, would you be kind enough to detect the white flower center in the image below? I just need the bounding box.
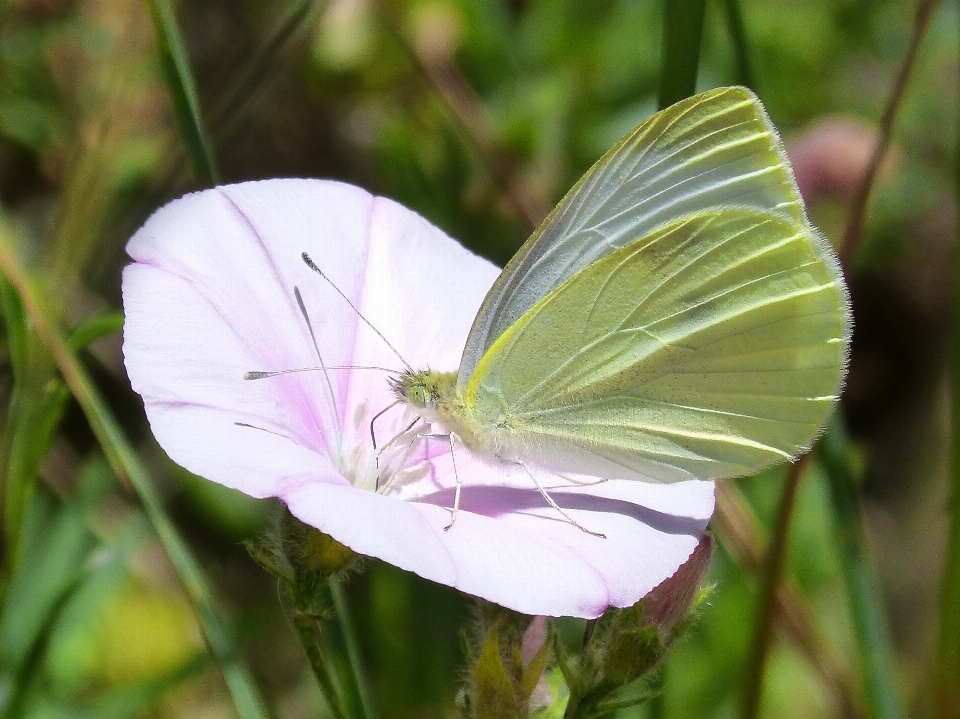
[337,398,433,497]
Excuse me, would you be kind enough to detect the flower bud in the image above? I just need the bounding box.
[520,616,552,712]
[558,533,715,717]
[465,607,553,719]
[644,533,715,634]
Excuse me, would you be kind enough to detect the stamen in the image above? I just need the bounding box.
[376,417,420,472]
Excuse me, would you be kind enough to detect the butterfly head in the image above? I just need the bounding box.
[390,370,437,407]
[389,369,459,420]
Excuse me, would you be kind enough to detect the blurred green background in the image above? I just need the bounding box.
[0,0,956,717]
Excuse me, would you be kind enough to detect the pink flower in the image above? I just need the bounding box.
[121,179,714,618]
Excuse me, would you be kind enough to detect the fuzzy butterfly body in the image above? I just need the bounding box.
[394,86,851,485]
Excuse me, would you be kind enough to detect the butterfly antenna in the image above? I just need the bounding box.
[245,366,401,380]
[244,288,402,379]
[302,252,413,372]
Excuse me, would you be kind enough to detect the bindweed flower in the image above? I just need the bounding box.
[121,179,714,618]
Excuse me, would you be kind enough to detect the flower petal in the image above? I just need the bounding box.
[282,469,714,618]
[122,178,715,618]
[123,179,498,493]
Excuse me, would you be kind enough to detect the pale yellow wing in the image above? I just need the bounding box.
[465,210,850,483]
[457,87,818,391]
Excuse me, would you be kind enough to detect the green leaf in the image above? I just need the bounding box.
[67,312,124,353]
[46,510,150,689]
[0,485,96,673]
[142,0,219,186]
[80,653,207,719]
[657,0,707,109]
[0,271,71,575]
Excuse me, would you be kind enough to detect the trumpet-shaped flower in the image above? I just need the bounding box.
[122,179,714,618]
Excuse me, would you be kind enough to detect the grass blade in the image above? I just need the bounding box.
[713,483,862,719]
[939,5,960,713]
[719,0,754,88]
[0,232,269,719]
[739,456,810,719]
[819,418,905,719]
[657,0,707,109]
[330,578,378,719]
[142,0,219,186]
[67,311,124,353]
[0,275,68,574]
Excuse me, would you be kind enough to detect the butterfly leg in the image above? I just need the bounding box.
[375,416,420,474]
[506,459,606,538]
[398,431,462,530]
[377,425,431,493]
[444,432,462,531]
[378,431,465,531]
[369,399,403,449]
[555,473,609,487]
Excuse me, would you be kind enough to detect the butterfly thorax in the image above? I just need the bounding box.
[390,369,511,456]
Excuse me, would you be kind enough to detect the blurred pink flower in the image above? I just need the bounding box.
[121,179,714,618]
[787,117,896,204]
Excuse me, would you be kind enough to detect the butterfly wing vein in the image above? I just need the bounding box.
[465,209,848,482]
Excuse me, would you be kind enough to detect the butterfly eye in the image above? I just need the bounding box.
[409,384,428,407]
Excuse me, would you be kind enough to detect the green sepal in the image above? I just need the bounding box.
[242,533,294,585]
[302,527,358,577]
[599,615,661,686]
[464,604,555,719]
[535,667,570,719]
[551,629,579,694]
[561,535,715,718]
[590,671,663,716]
[472,627,519,719]
[245,507,359,620]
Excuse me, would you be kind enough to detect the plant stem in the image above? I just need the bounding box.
[295,614,351,719]
[713,484,862,719]
[819,419,905,719]
[740,455,810,719]
[142,0,219,186]
[330,579,378,719]
[374,1,549,230]
[838,0,940,267]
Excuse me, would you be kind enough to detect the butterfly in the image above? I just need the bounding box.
[383,86,851,516]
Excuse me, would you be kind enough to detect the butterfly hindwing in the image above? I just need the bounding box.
[464,209,849,482]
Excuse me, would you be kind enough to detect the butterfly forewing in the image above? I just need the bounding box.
[457,86,816,390]
[465,209,849,482]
